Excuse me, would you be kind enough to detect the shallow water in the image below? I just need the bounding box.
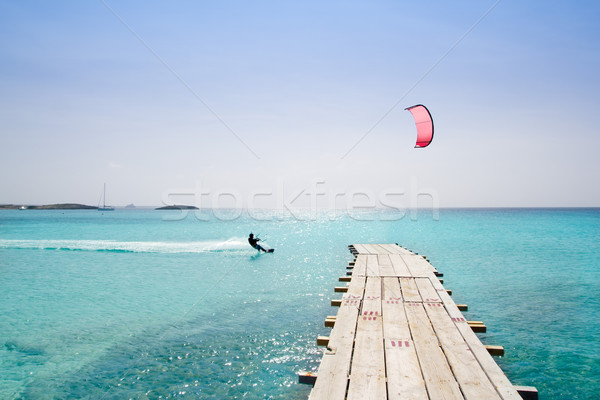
[0,208,598,399]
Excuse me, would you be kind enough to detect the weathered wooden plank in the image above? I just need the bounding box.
[352,255,367,277]
[372,244,394,254]
[377,253,395,276]
[381,243,414,255]
[362,244,378,254]
[415,277,442,303]
[310,277,365,400]
[381,278,408,337]
[365,254,379,277]
[308,352,350,400]
[373,244,394,254]
[389,253,412,277]
[428,272,446,291]
[386,244,414,255]
[378,243,402,254]
[399,278,421,303]
[327,276,365,350]
[401,254,437,277]
[347,277,386,400]
[413,264,518,399]
[424,302,501,399]
[382,277,427,400]
[436,289,522,400]
[377,243,398,254]
[352,244,370,254]
[404,301,464,399]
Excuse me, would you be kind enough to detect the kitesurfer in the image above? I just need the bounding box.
[248,233,267,253]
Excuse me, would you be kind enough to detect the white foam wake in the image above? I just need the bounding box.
[0,238,249,253]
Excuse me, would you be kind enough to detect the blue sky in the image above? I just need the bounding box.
[1,1,599,207]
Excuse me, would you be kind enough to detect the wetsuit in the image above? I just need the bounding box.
[248,236,267,252]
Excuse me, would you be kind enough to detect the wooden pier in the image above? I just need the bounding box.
[306,244,534,400]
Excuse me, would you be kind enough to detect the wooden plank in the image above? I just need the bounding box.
[365,254,379,277]
[380,243,414,255]
[399,278,421,303]
[310,277,365,400]
[415,277,442,303]
[389,253,412,277]
[352,244,369,254]
[427,271,447,292]
[309,352,349,400]
[354,243,413,256]
[376,243,396,254]
[424,302,501,399]
[401,254,437,277]
[436,289,522,400]
[381,277,427,400]
[381,278,409,338]
[371,244,392,254]
[361,244,381,254]
[384,243,411,255]
[377,253,395,276]
[404,301,464,399]
[352,255,367,277]
[378,243,402,254]
[347,277,386,400]
[327,276,365,350]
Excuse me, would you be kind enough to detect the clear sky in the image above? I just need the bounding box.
[1,1,599,208]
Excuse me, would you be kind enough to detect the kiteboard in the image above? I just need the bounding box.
[260,243,275,253]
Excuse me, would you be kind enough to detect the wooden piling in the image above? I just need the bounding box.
[316,336,329,347]
[485,345,505,357]
[298,371,318,385]
[515,386,539,400]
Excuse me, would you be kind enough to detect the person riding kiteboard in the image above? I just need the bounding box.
[248,233,274,253]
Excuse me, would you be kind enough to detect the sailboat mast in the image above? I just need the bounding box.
[98,183,114,211]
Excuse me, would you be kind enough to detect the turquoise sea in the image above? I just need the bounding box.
[0,208,598,399]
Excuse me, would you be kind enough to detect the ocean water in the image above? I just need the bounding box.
[0,208,598,399]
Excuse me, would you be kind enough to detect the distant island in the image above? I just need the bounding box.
[155,205,199,210]
[0,203,97,210]
[0,203,201,210]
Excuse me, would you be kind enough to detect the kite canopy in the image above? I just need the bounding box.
[405,104,434,148]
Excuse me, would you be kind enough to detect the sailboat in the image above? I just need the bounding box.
[98,183,115,211]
